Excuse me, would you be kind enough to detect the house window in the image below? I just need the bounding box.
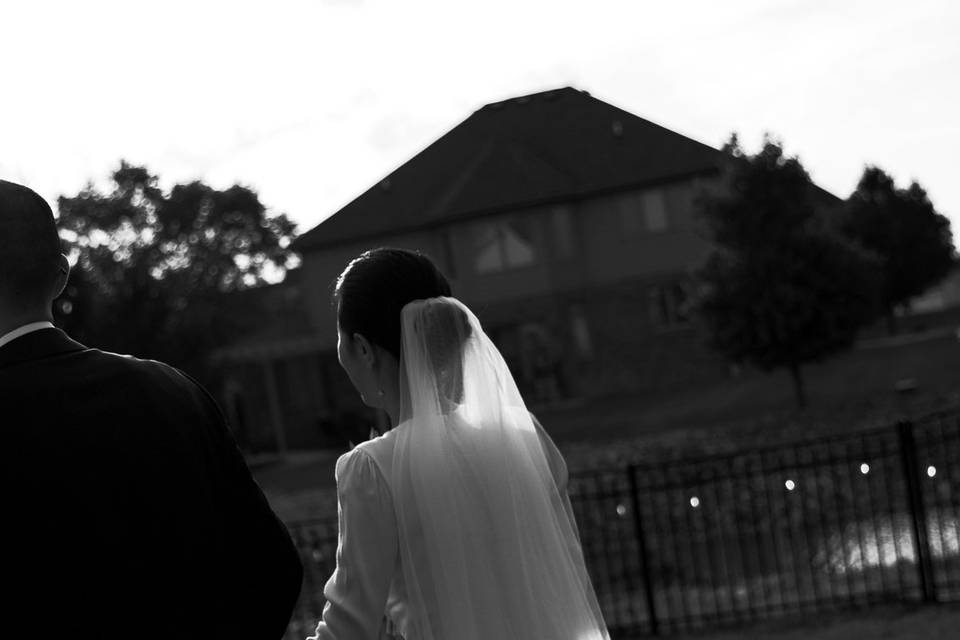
[620,188,669,234]
[473,218,536,274]
[665,184,693,227]
[648,281,690,327]
[642,190,668,231]
[569,305,593,358]
[490,320,569,404]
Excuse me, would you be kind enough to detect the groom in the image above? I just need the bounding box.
[0,180,303,638]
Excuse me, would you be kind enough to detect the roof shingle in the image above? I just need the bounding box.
[296,87,726,251]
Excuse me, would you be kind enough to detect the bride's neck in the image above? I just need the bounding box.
[383,393,401,429]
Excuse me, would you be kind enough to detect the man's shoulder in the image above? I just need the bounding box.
[86,348,198,388]
[63,348,216,416]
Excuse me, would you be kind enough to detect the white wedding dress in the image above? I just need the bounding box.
[309,298,609,640]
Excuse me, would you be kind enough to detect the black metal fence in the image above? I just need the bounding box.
[284,411,959,638]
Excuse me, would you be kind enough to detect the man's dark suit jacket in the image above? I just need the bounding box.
[1,328,304,639]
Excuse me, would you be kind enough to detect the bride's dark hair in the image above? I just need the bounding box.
[334,247,457,359]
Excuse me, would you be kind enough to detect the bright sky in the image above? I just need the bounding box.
[3,0,958,244]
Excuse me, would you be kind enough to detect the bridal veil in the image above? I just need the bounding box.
[390,297,609,640]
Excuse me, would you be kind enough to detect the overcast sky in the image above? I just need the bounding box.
[3,0,958,243]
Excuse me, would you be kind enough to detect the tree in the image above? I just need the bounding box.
[54,162,298,379]
[693,135,879,408]
[841,166,956,333]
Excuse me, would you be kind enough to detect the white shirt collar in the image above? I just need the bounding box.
[0,321,55,350]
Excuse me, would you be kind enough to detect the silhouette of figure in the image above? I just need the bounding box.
[0,180,303,639]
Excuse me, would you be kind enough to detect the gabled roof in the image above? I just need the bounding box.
[296,87,727,251]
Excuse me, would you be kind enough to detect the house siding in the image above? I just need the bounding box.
[301,231,453,349]
[294,175,727,412]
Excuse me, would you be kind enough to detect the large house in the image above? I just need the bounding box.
[217,87,737,452]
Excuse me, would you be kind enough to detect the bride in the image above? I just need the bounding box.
[308,248,609,640]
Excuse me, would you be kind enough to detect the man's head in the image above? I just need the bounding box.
[0,180,69,321]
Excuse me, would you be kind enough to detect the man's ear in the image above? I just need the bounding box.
[352,333,377,369]
[53,254,70,298]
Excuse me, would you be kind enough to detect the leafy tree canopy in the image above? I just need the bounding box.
[55,162,298,377]
[842,166,956,326]
[694,135,879,407]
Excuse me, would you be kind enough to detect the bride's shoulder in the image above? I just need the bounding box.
[337,428,398,482]
[335,444,388,497]
[360,425,402,455]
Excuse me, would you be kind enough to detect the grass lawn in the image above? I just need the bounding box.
[656,602,960,640]
[256,326,960,521]
[541,327,960,471]
[271,325,960,640]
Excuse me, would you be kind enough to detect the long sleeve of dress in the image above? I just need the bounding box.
[308,447,398,640]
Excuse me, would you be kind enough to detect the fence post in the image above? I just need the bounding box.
[896,420,937,602]
[628,465,660,636]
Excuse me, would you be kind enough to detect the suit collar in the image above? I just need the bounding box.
[0,327,88,369]
[0,321,55,349]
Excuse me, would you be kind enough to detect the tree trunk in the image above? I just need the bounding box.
[789,362,807,410]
